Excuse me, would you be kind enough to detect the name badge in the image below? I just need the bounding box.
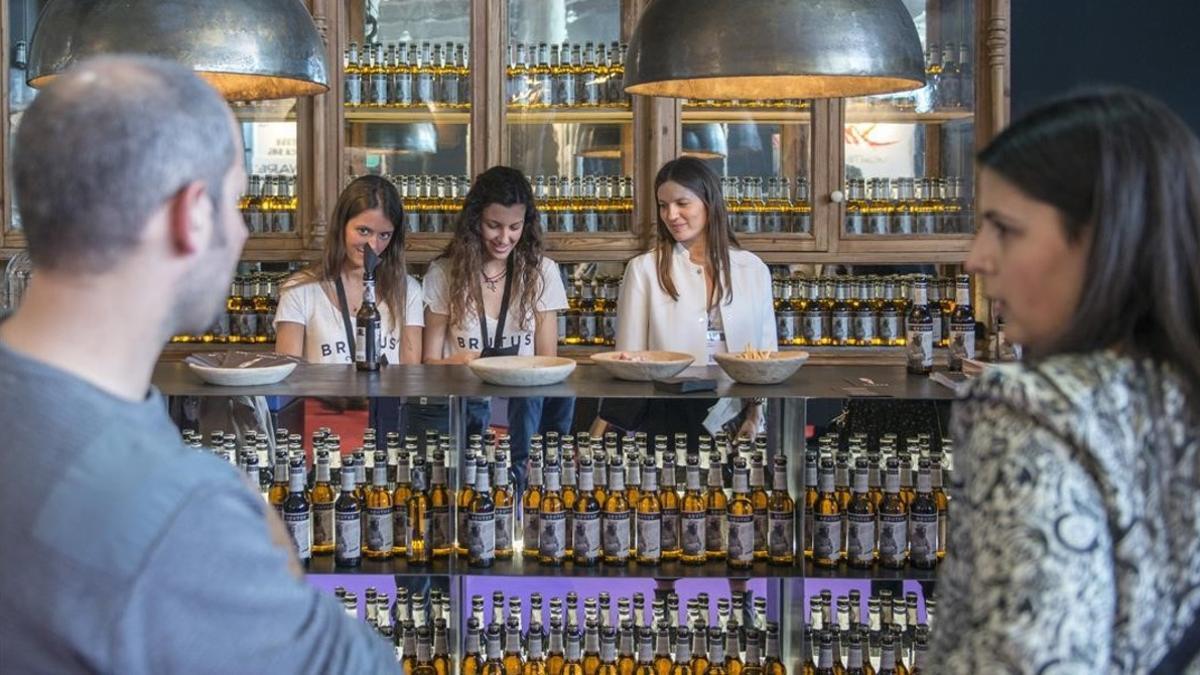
[706,329,726,366]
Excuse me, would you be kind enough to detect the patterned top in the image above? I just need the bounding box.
[930,351,1200,674]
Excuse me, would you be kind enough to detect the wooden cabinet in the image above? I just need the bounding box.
[0,0,1010,267]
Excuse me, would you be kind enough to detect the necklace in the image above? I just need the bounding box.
[482,266,506,292]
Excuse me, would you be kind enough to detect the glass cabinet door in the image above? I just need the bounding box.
[342,0,471,234]
[841,0,976,241]
[234,99,301,238]
[5,0,39,235]
[680,98,815,246]
[505,0,633,234]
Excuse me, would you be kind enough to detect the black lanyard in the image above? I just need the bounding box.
[334,275,388,365]
[479,258,519,358]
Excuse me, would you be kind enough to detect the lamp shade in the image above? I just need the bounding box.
[681,124,728,160]
[624,0,925,100]
[28,0,329,101]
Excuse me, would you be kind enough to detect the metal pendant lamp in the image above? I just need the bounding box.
[624,0,926,100]
[27,0,329,101]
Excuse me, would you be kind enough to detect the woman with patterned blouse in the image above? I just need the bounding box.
[931,89,1200,673]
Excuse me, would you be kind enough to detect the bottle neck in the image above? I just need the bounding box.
[686,466,702,491]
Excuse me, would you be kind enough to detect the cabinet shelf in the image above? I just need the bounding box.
[804,560,939,582]
[506,108,633,124]
[450,555,800,579]
[305,555,453,576]
[345,108,471,124]
[676,109,973,125]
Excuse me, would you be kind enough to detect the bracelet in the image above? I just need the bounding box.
[748,397,766,408]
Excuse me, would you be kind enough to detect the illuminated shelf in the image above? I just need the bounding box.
[506,107,633,124]
[344,107,471,123]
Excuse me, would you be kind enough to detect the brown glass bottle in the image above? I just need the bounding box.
[365,452,395,559]
[741,630,763,675]
[563,630,585,675]
[704,452,728,561]
[624,459,642,557]
[493,454,516,560]
[877,459,908,569]
[846,458,876,569]
[407,453,432,565]
[748,454,770,561]
[503,618,524,675]
[634,628,655,675]
[706,629,728,675]
[540,462,568,565]
[573,459,603,566]
[907,460,938,569]
[602,460,631,565]
[311,451,336,556]
[929,452,949,561]
[763,625,786,675]
[597,628,619,675]
[583,621,602,675]
[525,625,548,675]
[523,459,545,557]
[434,619,453,675]
[658,455,682,560]
[652,626,673,675]
[463,618,484,675]
[812,459,841,568]
[429,450,453,558]
[482,625,506,675]
[413,627,437,675]
[636,457,663,565]
[723,624,743,675]
[727,458,755,569]
[617,624,637,675]
[803,452,818,560]
[680,456,707,565]
[391,451,412,556]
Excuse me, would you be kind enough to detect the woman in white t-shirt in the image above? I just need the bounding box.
[599,156,778,448]
[423,166,570,489]
[275,175,423,365]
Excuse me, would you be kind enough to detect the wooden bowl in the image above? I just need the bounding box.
[590,350,695,381]
[713,351,810,385]
[468,355,577,387]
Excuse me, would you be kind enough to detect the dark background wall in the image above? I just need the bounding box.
[1012,0,1200,131]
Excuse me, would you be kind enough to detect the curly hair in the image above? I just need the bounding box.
[438,166,546,331]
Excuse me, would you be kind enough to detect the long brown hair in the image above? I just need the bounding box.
[438,166,545,330]
[979,88,1200,413]
[653,157,739,308]
[289,175,408,332]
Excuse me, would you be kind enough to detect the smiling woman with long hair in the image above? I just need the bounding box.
[275,175,423,364]
[423,166,571,485]
[931,89,1200,672]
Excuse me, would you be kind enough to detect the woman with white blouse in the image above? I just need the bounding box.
[423,166,571,484]
[601,157,777,446]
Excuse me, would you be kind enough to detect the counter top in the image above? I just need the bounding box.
[153,362,958,400]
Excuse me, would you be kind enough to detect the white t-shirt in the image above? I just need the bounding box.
[274,275,424,364]
[423,257,568,358]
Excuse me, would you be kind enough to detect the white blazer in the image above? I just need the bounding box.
[616,243,779,365]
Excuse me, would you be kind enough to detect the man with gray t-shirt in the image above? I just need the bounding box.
[0,57,397,672]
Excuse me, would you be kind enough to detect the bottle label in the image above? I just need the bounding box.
[705,508,727,553]
[845,213,864,234]
[580,313,596,343]
[681,511,706,557]
[565,507,575,551]
[313,503,334,547]
[906,321,934,368]
[372,74,388,106]
[880,312,902,342]
[430,506,451,549]
[804,508,815,552]
[285,511,311,559]
[394,502,409,551]
[909,512,938,565]
[768,510,793,557]
[336,511,361,560]
[776,311,797,344]
[468,511,496,563]
[602,510,630,559]
[495,505,514,551]
[951,323,976,360]
[458,507,470,550]
[727,513,754,564]
[355,318,381,366]
[893,213,914,234]
[345,74,362,106]
[831,311,851,342]
[847,512,876,564]
[879,513,908,564]
[540,510,567,560]
[855,311,877,343]
[813,514,840,561]
[802,312,825,343]
[869,214,890,235]
[523,506,540,552]
[574,510,601,562]
[367,507,394,552]
[601,314,617,345]
[660,507,680,551]
[753,508,768,552]
[637,513,661,560]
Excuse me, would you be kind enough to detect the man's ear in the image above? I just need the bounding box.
[167,181,212,256]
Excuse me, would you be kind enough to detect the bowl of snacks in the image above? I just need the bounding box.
[468,355,577,387]
[590,350,696,382]
[185,351,301,386]
[713,347,810,385]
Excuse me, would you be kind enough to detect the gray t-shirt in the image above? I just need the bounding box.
[0,337,399,673]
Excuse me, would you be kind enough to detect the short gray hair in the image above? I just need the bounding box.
[14,55,237,273]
